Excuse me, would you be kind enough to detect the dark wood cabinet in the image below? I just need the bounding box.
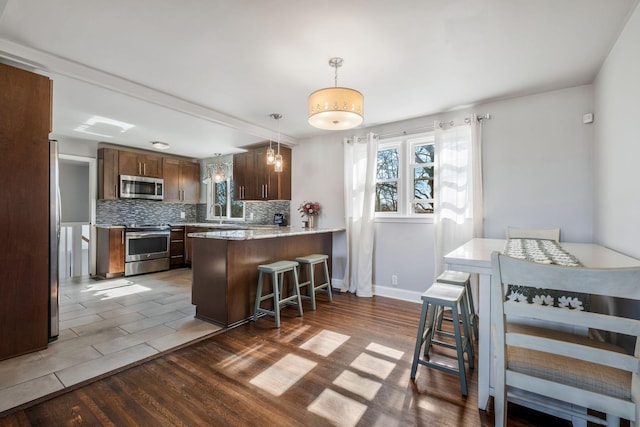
[98,148,200,202]
[191,232,332,327]
[163,158,200,203]
[170,226,185,268]
[185,226,209,265]
[98,148,119,200]
[96,227,125,278]
[0,63,52,360]
[233,146,291,201]
[232,151,255,200]
[119,150,163,178]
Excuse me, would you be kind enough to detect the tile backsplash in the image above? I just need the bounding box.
[97,199,290,225]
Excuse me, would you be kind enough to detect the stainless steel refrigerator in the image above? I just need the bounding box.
[49,139,60,341]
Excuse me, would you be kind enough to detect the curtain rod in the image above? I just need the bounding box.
[378,113,491,139]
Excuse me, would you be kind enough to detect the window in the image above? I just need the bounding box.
[375,132,434,217]
[206,178,244,220]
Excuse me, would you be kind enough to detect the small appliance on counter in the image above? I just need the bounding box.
[274,213,287,226]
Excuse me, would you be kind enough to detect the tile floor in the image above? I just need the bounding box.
[0,268,222,413]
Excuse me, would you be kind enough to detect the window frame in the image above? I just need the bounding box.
[375,131,435,221]
[205,177,245,222]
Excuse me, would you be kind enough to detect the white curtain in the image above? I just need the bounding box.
[434,115,484,275]
[343,132,378,297]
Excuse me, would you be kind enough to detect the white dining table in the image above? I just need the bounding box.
[443,238,640,411]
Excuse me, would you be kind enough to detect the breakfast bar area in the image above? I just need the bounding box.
[189,227,344,328]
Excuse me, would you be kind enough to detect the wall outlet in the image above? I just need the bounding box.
[180,211,185,219]
[391,275,398,286]
[249,212,254,220]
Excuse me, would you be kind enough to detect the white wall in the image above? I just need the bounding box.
[594,3,640,259]
[293,85,596,300]
[481,85,594,242]
[60,161,90,222]
[58,136,99,158]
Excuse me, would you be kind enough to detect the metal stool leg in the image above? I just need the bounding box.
[272,271,281,328]
[411,299,430,379]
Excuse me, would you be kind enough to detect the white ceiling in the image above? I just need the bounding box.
[0,0,637,159]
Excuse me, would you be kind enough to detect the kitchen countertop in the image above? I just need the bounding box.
[171,223,280,229]
[188,226,345,241]
[94,223,281,229]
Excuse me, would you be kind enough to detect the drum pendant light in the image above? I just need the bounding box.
[308,57,363,131]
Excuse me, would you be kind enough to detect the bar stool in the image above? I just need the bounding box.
[253,260,303,328]
[410,282,475,396]
[295,254,332,310]
[436,270,478,341]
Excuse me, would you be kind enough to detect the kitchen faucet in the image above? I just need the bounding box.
[216,203,224,224]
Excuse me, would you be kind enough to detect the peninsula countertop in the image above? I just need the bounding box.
[188,226,345,241]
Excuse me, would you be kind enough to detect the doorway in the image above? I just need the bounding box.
[59,154,97,278]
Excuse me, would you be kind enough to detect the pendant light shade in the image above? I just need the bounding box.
[270,113,284,172]
[308,58,363,131]
[266,147,275,165]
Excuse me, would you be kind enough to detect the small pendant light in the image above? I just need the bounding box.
[270,113,284,173]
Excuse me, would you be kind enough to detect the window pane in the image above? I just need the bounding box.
[414,166,434,201]
[413,202,434,214]
[414,144,433,164]
[376,182,397,212]
[414,165,434,180]
[230,180,244,218]
[377,148,399,180]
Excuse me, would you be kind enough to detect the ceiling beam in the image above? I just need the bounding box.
[0,38,297,145]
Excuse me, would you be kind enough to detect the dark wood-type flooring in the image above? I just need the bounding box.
[0,292,575,426]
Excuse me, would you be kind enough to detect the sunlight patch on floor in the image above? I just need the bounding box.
[249,354,317,396]
[366,342,404,360]
[333,370,382,401]
[299,329,350,357]
[307,388,367,427]
[217,344,264,370]
[82,279,137,292]
[93,284,151,300]
[350,353,396,380]
[281,324,312,343]
[417,397,439,412]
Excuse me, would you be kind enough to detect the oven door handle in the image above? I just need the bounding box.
[126,231,170,239]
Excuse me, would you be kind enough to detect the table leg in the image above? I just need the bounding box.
[477,272,492,410]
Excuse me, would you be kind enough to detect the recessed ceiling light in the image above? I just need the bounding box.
[151,141,170,150]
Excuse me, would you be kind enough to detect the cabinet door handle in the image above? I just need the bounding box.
[143,163,146,175]
[265,184,268,198]
[121,230,124,245]
[138,162,141,175]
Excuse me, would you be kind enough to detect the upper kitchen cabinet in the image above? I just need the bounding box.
[119,150,163,178]
[233,146,291,201]
[98,147,119,200]
[233,150,257,200]
[163,158,200,203]
[0,63,51,360]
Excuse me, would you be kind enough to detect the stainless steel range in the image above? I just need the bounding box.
[124,224,170,276]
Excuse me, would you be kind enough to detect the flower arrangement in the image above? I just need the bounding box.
[298,201,320,217]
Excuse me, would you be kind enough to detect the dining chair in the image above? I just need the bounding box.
[491,252,640,427]
[505,226,560,241]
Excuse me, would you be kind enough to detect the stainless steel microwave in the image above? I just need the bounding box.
[119,175,164,200]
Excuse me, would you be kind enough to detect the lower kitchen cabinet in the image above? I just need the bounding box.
[185,226,209,266]
[170,226,185,268]
[96,227,125,278]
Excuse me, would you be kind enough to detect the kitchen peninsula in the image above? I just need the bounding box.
[190,227,344,327]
